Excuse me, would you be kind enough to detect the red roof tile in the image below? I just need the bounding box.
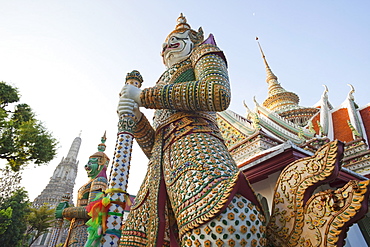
[332,108,353,142]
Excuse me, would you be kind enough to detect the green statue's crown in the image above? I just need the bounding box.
[125,70,143,84]
[90,131,110,167]
[97,131,107,152]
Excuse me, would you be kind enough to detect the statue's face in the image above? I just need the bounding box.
[125,79,141,88]
[85,157,100,179]
[162,30,193,68]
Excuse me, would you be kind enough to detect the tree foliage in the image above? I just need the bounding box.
[0,168,22,237]
[0,81,58,171]
[0,167,22,203]
[0,188,30,247]
[24,204,55,247]
[0,207,12,235]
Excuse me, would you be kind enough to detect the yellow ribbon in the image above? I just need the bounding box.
[102,188,132,207]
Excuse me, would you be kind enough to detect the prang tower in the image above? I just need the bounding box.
[33,136,81,207]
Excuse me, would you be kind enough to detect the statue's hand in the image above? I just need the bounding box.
[118,98,142,120]
[120,84,142,106]
[132,102,143,120]
[55,201,69,219]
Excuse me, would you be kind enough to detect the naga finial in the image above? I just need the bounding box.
[322,84,329,94]
[321,85,329,100]
[347,83,355,100]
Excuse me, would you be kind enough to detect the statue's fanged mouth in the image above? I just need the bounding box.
[163,43,180,54]
[169,43,180,49]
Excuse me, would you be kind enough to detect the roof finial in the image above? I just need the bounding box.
[243,100,252,117]
[323,85,329,94]
[256,37,277,82]
[347,84,355,101]
[321,85,329,101]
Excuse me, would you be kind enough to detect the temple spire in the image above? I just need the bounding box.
[66,136,82,163]
[256,37,277,82]
[257,38,299,109]
[257,38,319,127]
[33,135,81,208]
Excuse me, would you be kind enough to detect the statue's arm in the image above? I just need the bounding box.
[55,198,89,220]
[62,206,89,220]
[133,114,155,159]
[140,52,230,112]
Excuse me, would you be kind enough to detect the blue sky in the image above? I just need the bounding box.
[0,1,369,200]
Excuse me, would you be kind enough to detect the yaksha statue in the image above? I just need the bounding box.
[118,14,266,246]
[55,133,109,247]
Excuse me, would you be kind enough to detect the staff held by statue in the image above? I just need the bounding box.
[98,70,143,246]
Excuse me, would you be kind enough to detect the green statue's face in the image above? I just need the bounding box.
[85,157,100,179]
[162,30,193,68]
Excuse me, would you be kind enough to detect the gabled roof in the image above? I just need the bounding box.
[217,110,256,150]
[252,102,316,144]
[310,85,369,144]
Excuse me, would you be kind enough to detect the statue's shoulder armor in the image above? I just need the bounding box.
[90,176,108,191]
[94,176,108,183]
[190,42,227,67]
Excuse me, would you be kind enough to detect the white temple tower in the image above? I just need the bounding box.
[33,136,81,207]
[31,136,81,246]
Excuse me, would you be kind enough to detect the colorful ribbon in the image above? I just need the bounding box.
[84,189,132,246]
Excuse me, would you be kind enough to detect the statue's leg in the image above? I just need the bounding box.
[120,158,171,247]
[181,194,267,247]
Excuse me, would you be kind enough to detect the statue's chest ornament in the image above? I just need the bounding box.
[157,59,192,86]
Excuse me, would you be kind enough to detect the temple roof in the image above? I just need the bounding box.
[310,84,369,144]
[216,43,370,178]
[217,109,256,150]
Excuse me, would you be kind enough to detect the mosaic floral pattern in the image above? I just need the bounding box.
[182,194,267,247]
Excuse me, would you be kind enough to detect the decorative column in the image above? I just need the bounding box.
[101,70,143,246]
[101,114,136,246]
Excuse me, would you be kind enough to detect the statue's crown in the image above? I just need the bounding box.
[174,13,191,31]
[97,131,107,152]
[90,131,110,166]
[166,13,204,45]
[125,70,143,84]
